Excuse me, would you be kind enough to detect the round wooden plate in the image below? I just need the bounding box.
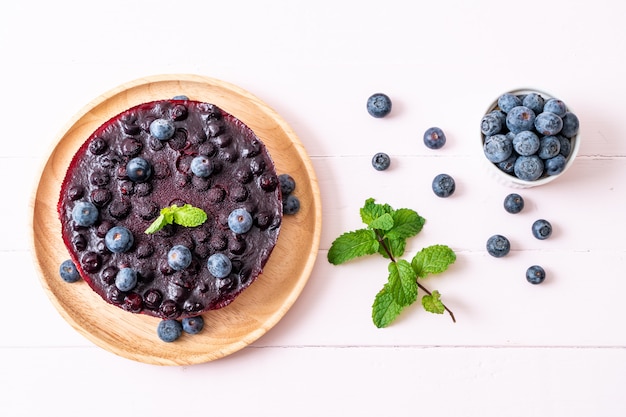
[30,74,322,365]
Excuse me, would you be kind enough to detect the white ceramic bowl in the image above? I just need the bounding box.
[480,88,580,188]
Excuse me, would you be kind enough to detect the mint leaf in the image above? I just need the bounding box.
[377,237,406,259]
[172,204,207,227]
[422,290,445,315]
[360,198,393,226]
[145,213,168,234]
[386,208,425,240]
[369,212,394,231]
[411,244,456,278]
[372,260,417,327]
[327,229,379,265]
[372,288,402,328]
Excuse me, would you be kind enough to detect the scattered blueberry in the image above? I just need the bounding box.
[543,98,567,117]
[486,234,511,258]
[432,173,456,198]
[526,265,546,284]
[126,157,152,183]
[503,193,525,214]
[157,319,183,342]
[561,112,579,138]
[207,253,232,278]
[228,208,253,234]
[167,245,192,270]
[59,259,81,283]
[182,316,205,334]
[190,155,213,178]
[278,173,296,196]
[514,155,544,181]
[423,127,447,149]
[545,154,567,176]
[483,134,513,163]
[532,219,552,240]
[372,152,391,171]
[115,267,138,292]
[506,106,536,134]
[72,201,99,227]
[366,93,392,118]
[105,226,134,253]
[497,93,522,113]
[283,194,301,215]
[538,135,561,159]
[513,130,540,156]
[149,118,176,140]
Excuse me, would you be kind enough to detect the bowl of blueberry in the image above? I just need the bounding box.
[480,89,580,188]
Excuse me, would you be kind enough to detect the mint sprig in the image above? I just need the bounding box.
[145,204,207,234]
[328,198,456,327]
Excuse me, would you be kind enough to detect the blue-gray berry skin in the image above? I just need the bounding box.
[545,155,567,176]
[532,219,552,240]
[278,174,296,196]
[538,136,561,159]
[149,118,176,140]
[497,93,522,113]
[432,173,456,198]
[372,152,391,171]
[172,95,189,100]
[115,267,138,292]
[157,319,183,342]
[228,208,253,234]
[483,134,513,163]
[496,154,517,174]
[182,316,204,334]
[480,113,503,136]
[72,201,99,227]
[207,253,232,278]
[561,112,579,138]
[59,259,81,283]
[504,193,525,214]
[558,136,572,158]
[522,93,545,114]
[105,226,134,253]
[423,127,447,149]
[513,130,540,156]
[167,245,192,271]
[543,98,567,117]
[366,93,392,118]
[514,155,544,181]
[126,157,152,183]
[283,195,300,215]
[526,265,546,284]
[190,155,213,178]
[534,111,563,136]
[486,234,510,257]
[506,106,536,134]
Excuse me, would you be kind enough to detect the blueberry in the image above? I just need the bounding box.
[59,259,81,283]
[497,93,522,113]
[526,265,546,284]
[532,219,552,240]
[283,194,301,215]
[534,111,563,136]
[480,113,503,136]
[506,106,536,134]
[278,174,296,196]
[496,154,517,174]
[432,173,455,198]
[126,157,152,183]
[167,245,192,270]
[157,319,183,342]
[543,98,567,117]
[538,135,561,159]
[522,92,545,114]
[207,253,232,278]
[503,193,525,214]
[72,201,99,227]
[366,93,392,118]
[545,154,567,176]
[483,134,513,163]
[190,155,213,178]
[423,127,447,149]
[372,152,391,171]
[115,267,138,292]
[172,95,189,100]
[561,112,579,138]
[105,226,134,253]
[228,208,253,234]
[182,316,204,335]
[512,130,540,156]
[486,234,510,258]
[558,135,572,158]
[149,118,175,140]
[514,155,544,181]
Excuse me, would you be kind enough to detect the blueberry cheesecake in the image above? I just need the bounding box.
[58,99,283,320]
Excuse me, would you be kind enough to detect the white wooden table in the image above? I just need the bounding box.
[4,0,625,415]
